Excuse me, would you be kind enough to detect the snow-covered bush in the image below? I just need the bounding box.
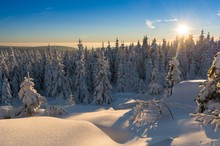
[148,81,163,95]
[67,94,76,106]
[18,74,46,117]
[0,106,15,119]
[190,110,220,132]
[130,99,174,136]
[44,105,66,117]
[131,99,173,126]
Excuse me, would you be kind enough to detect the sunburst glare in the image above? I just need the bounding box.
[176,24,190,35]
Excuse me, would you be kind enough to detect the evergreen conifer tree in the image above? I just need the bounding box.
[1,76,12,105]
[148,66,163,95]
[164,58,181,97]
[196,52,220,113]
[93,51,112,104]
[74,50,90,103]
[18,73,46,116]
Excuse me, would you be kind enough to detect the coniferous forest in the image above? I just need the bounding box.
[0,30,219,105]
[2,0,220,145]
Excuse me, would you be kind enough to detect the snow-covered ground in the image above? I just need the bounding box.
[0,80,220,146]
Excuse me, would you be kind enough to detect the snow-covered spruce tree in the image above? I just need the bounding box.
[196,52,220,113]
[51,48,72,99]
[126,48,139,92]
[1,76,12,105]
[45,48,71,99]
[148,66,163,95]
[150,38,159,61]
[0,56,9,78]
[31,49,44,91]
[158,45,167,87]
[6,47,19,98]
[164,58,181,97]
[190,45,220,133]
[177,37,190,79]
[65,51,77,94]
[138,79,145,94]
[145,58,153,85]
[0,56,9,99]
[44,50,54,97]
[136,38,146,79]
[117,60,126,92]
[93,51,112,104]
[108,38,120,84]
[200,32,214,78]
[185,34,196,79]
[7,47,18,73]
[86,50,97,95]
[189,58,197,79]
[74,50,90,103]
[18,73,46,117]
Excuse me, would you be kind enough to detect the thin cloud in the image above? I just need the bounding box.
[165,19,178,22]
[146,20,155,29]
[218,10,220,16]
[45,7,53,10]
[146,18,177,29]
[156,20,162,22]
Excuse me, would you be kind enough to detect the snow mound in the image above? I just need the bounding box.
[0,117,120,146]
[163,80,205,112]
[66,108,134,144]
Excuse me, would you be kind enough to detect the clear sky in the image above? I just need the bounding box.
[0,0,220,47]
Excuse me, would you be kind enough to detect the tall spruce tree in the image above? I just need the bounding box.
[45,48,71,99]
[148,65,163,95]
[164,58,181,97]
[196,52,220,113]
[74,49,90,103]
[93,51,112,104]
[117,60,126,92]
[1,76,12,105]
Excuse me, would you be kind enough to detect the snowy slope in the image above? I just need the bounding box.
[0,80,220,146]
[0,117,121,146]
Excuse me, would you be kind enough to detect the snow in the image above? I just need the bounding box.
[0,80,220,146]
[163,80,205,111]
[0,117,120,146]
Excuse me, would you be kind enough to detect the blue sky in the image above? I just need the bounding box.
[0,0,220,46]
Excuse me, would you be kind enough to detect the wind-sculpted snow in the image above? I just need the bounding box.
[0,117,121,146]
[0,80,220,146]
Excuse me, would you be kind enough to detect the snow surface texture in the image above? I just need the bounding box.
[0,80,220,146]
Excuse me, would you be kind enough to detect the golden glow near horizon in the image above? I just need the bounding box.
[0,42,134,49]
[176,24,190,36]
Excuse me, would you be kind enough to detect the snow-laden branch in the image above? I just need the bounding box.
[131,99,174,125]
[190,110,220,132]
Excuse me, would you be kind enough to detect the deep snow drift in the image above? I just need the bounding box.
[0,80,220,146]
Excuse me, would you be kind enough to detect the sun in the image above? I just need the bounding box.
[176,24,189,35]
